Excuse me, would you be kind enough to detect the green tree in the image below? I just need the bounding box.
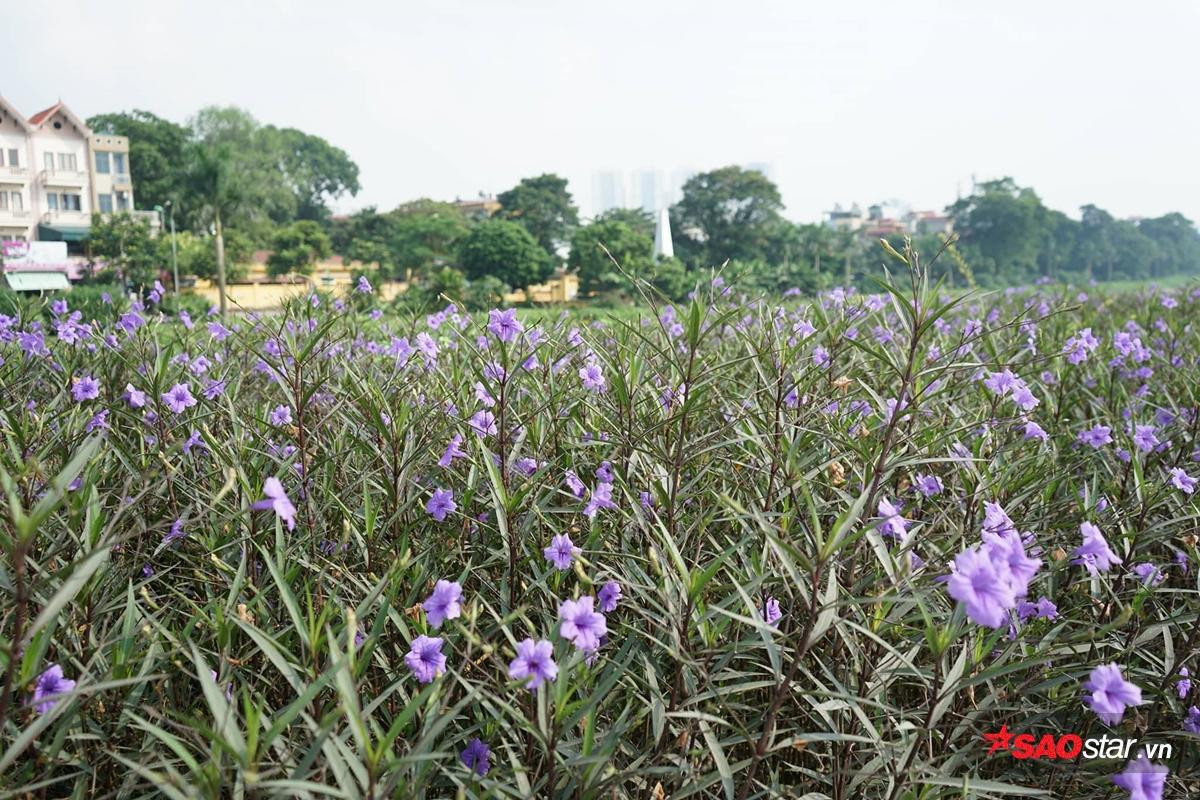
[84,212,160,289]
[268,126,360,222]
[457,219,551,290]
[497,174,579,258]
[86,110,190,215]
[670,166,785,268]
[594,207,654,239]
[389,200,471,279]
[945,178,1047,284]
[186,139,251,316]
[175,230,251,281]
[568,218,653,295]
[268,221,332,277]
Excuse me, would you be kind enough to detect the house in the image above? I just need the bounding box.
[825,203,865,232]
[0,97,138,249]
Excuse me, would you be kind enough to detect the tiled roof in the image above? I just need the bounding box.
[27,103,61,125]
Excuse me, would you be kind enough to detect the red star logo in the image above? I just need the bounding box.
[982,725,1013,754]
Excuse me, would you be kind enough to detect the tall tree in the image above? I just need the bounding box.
[268,221,332,277]
[497,174,579,259]
[458,220,551,290]
[86,110,190,215]
[268,126,360,222]
[568,218,653,295]
[669,166,784,268]
[186,140,250,317]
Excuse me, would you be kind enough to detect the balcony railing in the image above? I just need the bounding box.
[41,169,88,187]
[0,209,32,219]
[2,166,31,180]
[111,171,132,186]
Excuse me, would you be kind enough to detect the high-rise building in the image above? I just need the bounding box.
[633,169,664,214]
[591,171,626,216]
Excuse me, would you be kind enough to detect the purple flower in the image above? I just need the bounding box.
[597,581,622,613]
[1017,595,1059,622]
[405,635,446,683]
[356,275,373,294]
[812,346,830,368]
[946,546,1018,628]
[422,579,463,629]
[583,482,617,518]
[72,375,100,402]
[877,498,908,539]
[461,737,491,777]
[1074,522,1122,575]
[508,638,557,689]
[162,383,197,414]
[124,383,146,408]
[163,518,186,545]
[1084,663,1143,725]
[252,477,297,530]
[579,363,607,393]
[1131,562,1165,586]
[469,410,497,438]
[1063,328,1099,364]
[203,379,227,400]
[438,434,467,468]
[487,308,523,342]
[269,405,292,426]
[1168,468,1197,494]
[51,298,69,315]
[30,663,76,714]
[1023,421,1049,441]
[544,533,580,570]
[559,596,607,651]
[564,470,587,499]
[1111,753,1167,800]
[913,474,943,497]
[1078,425,1112,448]
[426,488,456,522]
[762,597,783,626]
[1185,706,1200,734]
[86,410,109,433]
[1133,425,1160,454]
[1177,667,1191,700]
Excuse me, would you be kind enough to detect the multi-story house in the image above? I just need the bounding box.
[0,97,137,248]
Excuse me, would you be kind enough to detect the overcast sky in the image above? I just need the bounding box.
[4,0,1198,222]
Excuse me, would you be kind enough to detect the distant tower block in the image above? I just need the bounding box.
[654,208,674,260]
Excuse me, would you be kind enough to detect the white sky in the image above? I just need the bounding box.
[4,0,1198,223]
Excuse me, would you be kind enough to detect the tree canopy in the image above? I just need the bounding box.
[497,174,579,259]
[457,219,551,290]
[568,218,653,295]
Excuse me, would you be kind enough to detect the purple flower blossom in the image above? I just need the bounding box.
[1177,667,1191,700]
[1023,420,1049,441]
[1131,562,1164,586]
[487,308,523,342]
[1078,425,1112,448]
[461,737,491,776]
[579,362,607,393]
[597,581,622,613]
[163,518,186,545]
[584,482,617,518]
[558,596,607,651]
[356,275,373,294]
[564,470,586,499]
[1084,663,1143,725]
[124,383,146,408]
[1111,753,1168,800]
[422,579,463,629]
[1133,425,1159,454]
[544,533,580,570]
[426,488,456,521]
[162,383,197,415]
[468,410,497,437]
[1074,522,1122,575]
[913,474,943,497]
[72,375,100,402]
[877,498,909,539]
[30,663,76,714]
[508,638,557,690]
[252,477,297,530]
[405,635,446,683]
[1185,706,1200,734]
[762,597,783,626]
[438,434,467,468]
[1168,468,1197,494]
[269,405,292,426]
[946,546,1019,628]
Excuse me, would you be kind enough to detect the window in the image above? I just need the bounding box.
[63,193,81,211]
[95,152,110,174]
[46,192,58,210]
[113,153,126,174]
[44,152,54,171]
[97,193,113,213]
[7,149,17,167]
[0,150,4,167]
[0,192,7,210]
[58,153,77,171]
[11,192,20,211]
[116,191,129,211]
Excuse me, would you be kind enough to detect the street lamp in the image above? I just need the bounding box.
[154,202,180,296]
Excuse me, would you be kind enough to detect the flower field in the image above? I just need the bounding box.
[2,253,1199,799]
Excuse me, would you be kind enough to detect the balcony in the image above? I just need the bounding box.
[2,166,31,182]
[111,171,132,187]
[41,169,88,187]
